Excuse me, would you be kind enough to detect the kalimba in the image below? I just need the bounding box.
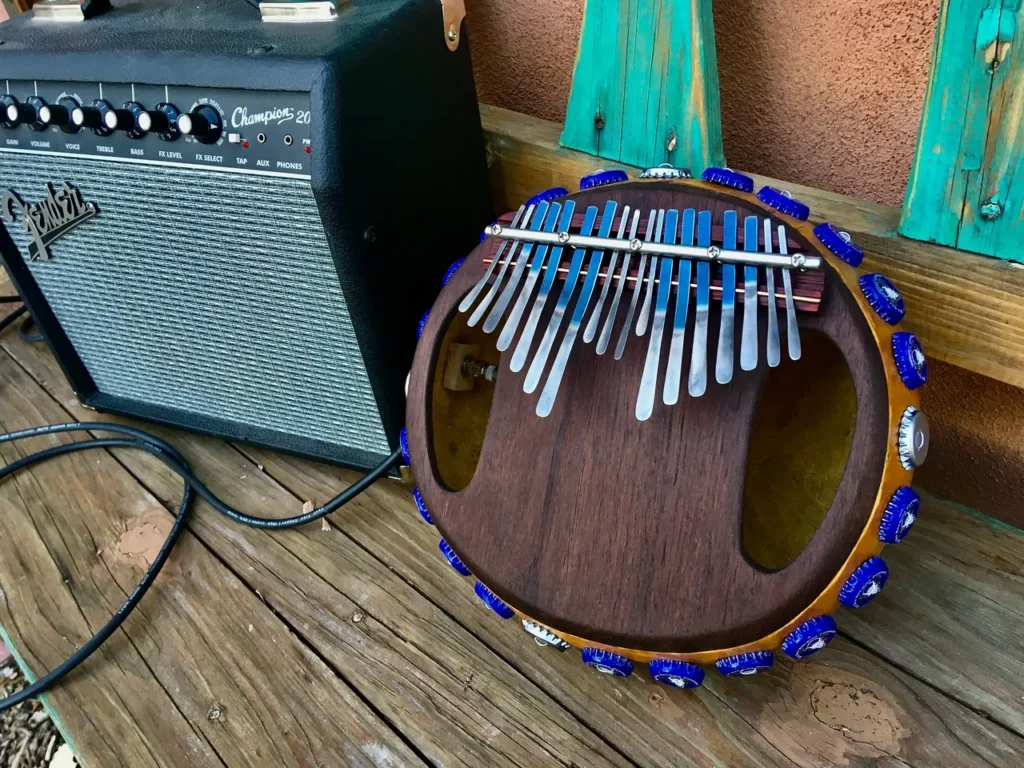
[403,166,929,686]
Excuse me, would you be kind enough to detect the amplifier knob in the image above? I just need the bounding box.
[178,104,223,144]
[0,95,17,128]
[150,103,181,141]
[3,98,34,128]
[72,99,115,136]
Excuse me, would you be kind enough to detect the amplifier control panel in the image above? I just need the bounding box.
[0,81,313,178]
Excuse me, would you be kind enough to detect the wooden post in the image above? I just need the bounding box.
[560,0,725,173]
[900,0,1023,261]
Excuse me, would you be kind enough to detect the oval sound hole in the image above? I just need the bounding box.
[429,304,500,492]
[742,331,857,571]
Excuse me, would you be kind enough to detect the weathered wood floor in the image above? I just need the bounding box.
[1,327,1023,767]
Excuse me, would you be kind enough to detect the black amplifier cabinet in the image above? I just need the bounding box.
[0,0,493,471]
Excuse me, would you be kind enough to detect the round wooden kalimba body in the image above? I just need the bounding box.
[404,168,928,684]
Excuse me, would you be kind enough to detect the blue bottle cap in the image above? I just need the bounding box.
[474,581,515,619]
[813,222,864,267]
[526,186,570,206]
[442,258,466,287]
[715,651,775,677]
[892,331,927,390]
[439,538,472,576]
[700,167,754,193]
[399,427,410,465]
[878,486,919,543]
[412,487,434,525]
[782,616,837,659]
[579,169,629,190]
[859,273,906,325]
[838,557,889,608]
[581,648,634,677]
[757,186,811,221]
[648,659,705,688]
[416,309,430,340]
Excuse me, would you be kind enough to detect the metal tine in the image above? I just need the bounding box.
[637,209,679,420]
[495,202,564,350]
[583,205,631,344]
[509,201,578,371]
[459,204,528,314]
[740,216,759,371]
[777,224,802,360]
[522,205,600,393]
[763,218,781,367]
[635,209,665,337]
[596,209,641,355]
[614,209,657,360]
[468,204,537,327]
[687,210,713,396]
[664,208,694,404]
[535,200,618,416]
[484,201,556,333]
[714,210,738,385]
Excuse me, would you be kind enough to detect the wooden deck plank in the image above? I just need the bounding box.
[841,490,1024,735]
[5,334,1021,765]
[0,352,226,768]
[0,350,427,768]
[0,338,633,767]
[230,447,1024,767]
[479,103,1024,390]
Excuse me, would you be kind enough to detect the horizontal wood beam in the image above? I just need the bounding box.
[480,103,1024,390]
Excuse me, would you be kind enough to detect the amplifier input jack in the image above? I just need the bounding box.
[257,132,266,143]
[283,134,293,146]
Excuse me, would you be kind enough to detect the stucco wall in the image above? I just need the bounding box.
[467,0,1024,524]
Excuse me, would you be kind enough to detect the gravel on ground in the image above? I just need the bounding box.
[1,662,74,768]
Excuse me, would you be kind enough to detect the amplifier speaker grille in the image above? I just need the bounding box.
[1,153,390,457]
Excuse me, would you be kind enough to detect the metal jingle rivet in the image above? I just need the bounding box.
[558,231,571,244]
[629,238,642,251]
[839,231,852,243]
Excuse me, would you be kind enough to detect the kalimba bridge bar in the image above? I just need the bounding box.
[459,175,826,420]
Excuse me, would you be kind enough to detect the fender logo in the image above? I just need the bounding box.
[2,182,98,262]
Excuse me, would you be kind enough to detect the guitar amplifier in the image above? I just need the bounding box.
[0,0,493,471]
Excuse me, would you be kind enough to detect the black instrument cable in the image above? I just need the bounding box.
[17,314,44,344]
[0,306,404,714]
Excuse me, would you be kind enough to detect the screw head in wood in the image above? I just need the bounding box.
[980,197,1003,221]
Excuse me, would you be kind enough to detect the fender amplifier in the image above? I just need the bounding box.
[0,0,493,470]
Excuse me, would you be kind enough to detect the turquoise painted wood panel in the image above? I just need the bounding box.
[900,0,1023,262]
[560,0,725,173]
